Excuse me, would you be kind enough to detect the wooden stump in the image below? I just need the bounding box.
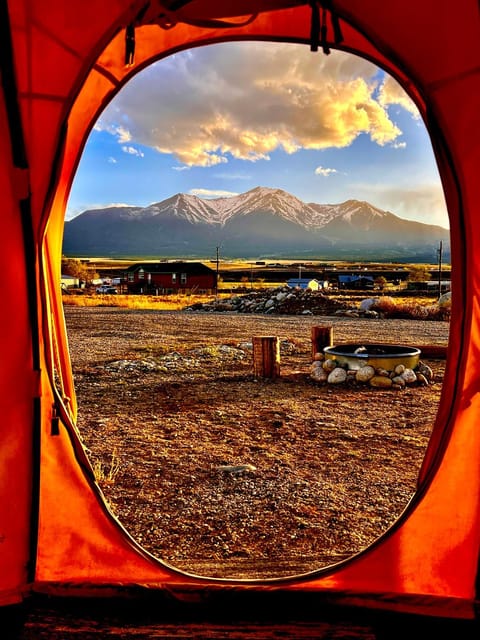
[253,336,280,379]
[311,325,333,359]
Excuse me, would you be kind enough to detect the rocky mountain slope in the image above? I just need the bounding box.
[63,186,449,259]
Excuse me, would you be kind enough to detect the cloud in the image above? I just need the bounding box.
[213,172,251,180]
[65,202,136,220]
[189,188,239,198]
[121,145,144,158]
[378,76,420,118]
[97,42,405,168]
[315,166,338,176]
[350,181,449,227]
[391,141,407,149]
[107,156,117,163]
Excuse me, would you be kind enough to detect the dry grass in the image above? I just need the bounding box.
[370,296,450,320]
[62,290,450,319]
[62,292,225,311]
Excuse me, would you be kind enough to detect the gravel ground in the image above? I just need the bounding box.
[65,307,449,579]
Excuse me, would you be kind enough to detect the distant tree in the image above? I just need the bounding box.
[62,257,99,285]
[408,265,431,282]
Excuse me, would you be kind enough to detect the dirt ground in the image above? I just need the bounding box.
[63,306,449,580]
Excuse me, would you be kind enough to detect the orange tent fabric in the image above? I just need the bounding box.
[1,0,479,619]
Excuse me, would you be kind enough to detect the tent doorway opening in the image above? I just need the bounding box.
[61,41,450,580]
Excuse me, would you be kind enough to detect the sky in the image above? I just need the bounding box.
[66,41,449,228]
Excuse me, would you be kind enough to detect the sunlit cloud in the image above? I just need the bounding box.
[107,156,117,163]
[315,166,338,176]
[121,145,144,157]
[189,188,239,198]
[96,43,405,168]
[378,76,420,118]
[105,124,132,143]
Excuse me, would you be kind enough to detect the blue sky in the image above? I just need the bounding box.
[66,41,448,228]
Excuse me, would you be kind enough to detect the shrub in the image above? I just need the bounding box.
[370,298,450,321]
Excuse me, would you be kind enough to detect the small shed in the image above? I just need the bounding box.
[287,278,321,290]
[61,274,80,288]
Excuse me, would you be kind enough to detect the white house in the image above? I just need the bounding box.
[287,278,327,291]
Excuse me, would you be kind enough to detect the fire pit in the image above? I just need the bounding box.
[323,343,421,371]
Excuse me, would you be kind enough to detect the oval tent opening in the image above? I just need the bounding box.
[62,41,450,579]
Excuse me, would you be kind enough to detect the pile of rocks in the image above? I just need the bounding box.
[186,286,354,316]
[310,354,434,389]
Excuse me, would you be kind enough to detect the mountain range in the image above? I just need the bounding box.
[63,186,450,260]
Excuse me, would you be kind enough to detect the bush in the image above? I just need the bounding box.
[370,298,450,321]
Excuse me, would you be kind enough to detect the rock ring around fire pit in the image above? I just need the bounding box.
[323,343,421,371]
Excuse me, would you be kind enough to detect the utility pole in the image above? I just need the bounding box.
[215,246,219,298]
[437,240,443,299]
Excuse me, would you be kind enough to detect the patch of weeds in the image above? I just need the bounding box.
[93,448,121,484]
[133,344,170,356]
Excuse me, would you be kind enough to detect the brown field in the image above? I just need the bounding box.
[64,306,449,579]
[17,305,453,639]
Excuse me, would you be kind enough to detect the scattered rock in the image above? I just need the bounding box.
[418,362,434,381]
[359,298,380,312]
[215,464,257,474]
[370,375,393,389]
[311,357,434,391]
[184,286,356,316]
[327,368,348,384]
[416,373,429,386]
[356,365,376,382]
[400,368,417,384]
[322,359,338,372]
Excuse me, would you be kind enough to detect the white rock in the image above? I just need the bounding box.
[394,364,406,375]
[401,368,417,384]
[311,368,328,383]
[356,365,376,382]
[438,291,451,308]
[323,359,338,372]
[359,298,380,312]
[327,368,347,384]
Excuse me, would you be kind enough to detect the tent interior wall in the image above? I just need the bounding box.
[1,0,479,627]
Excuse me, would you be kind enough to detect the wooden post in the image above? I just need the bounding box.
[311,325,333,359]
[252,336,280,379]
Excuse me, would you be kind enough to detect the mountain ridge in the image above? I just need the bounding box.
[63,186,449,260]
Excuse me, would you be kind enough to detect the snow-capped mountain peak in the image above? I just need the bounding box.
[64,186,449,260]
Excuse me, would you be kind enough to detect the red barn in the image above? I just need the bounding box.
[123,262,217,294]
